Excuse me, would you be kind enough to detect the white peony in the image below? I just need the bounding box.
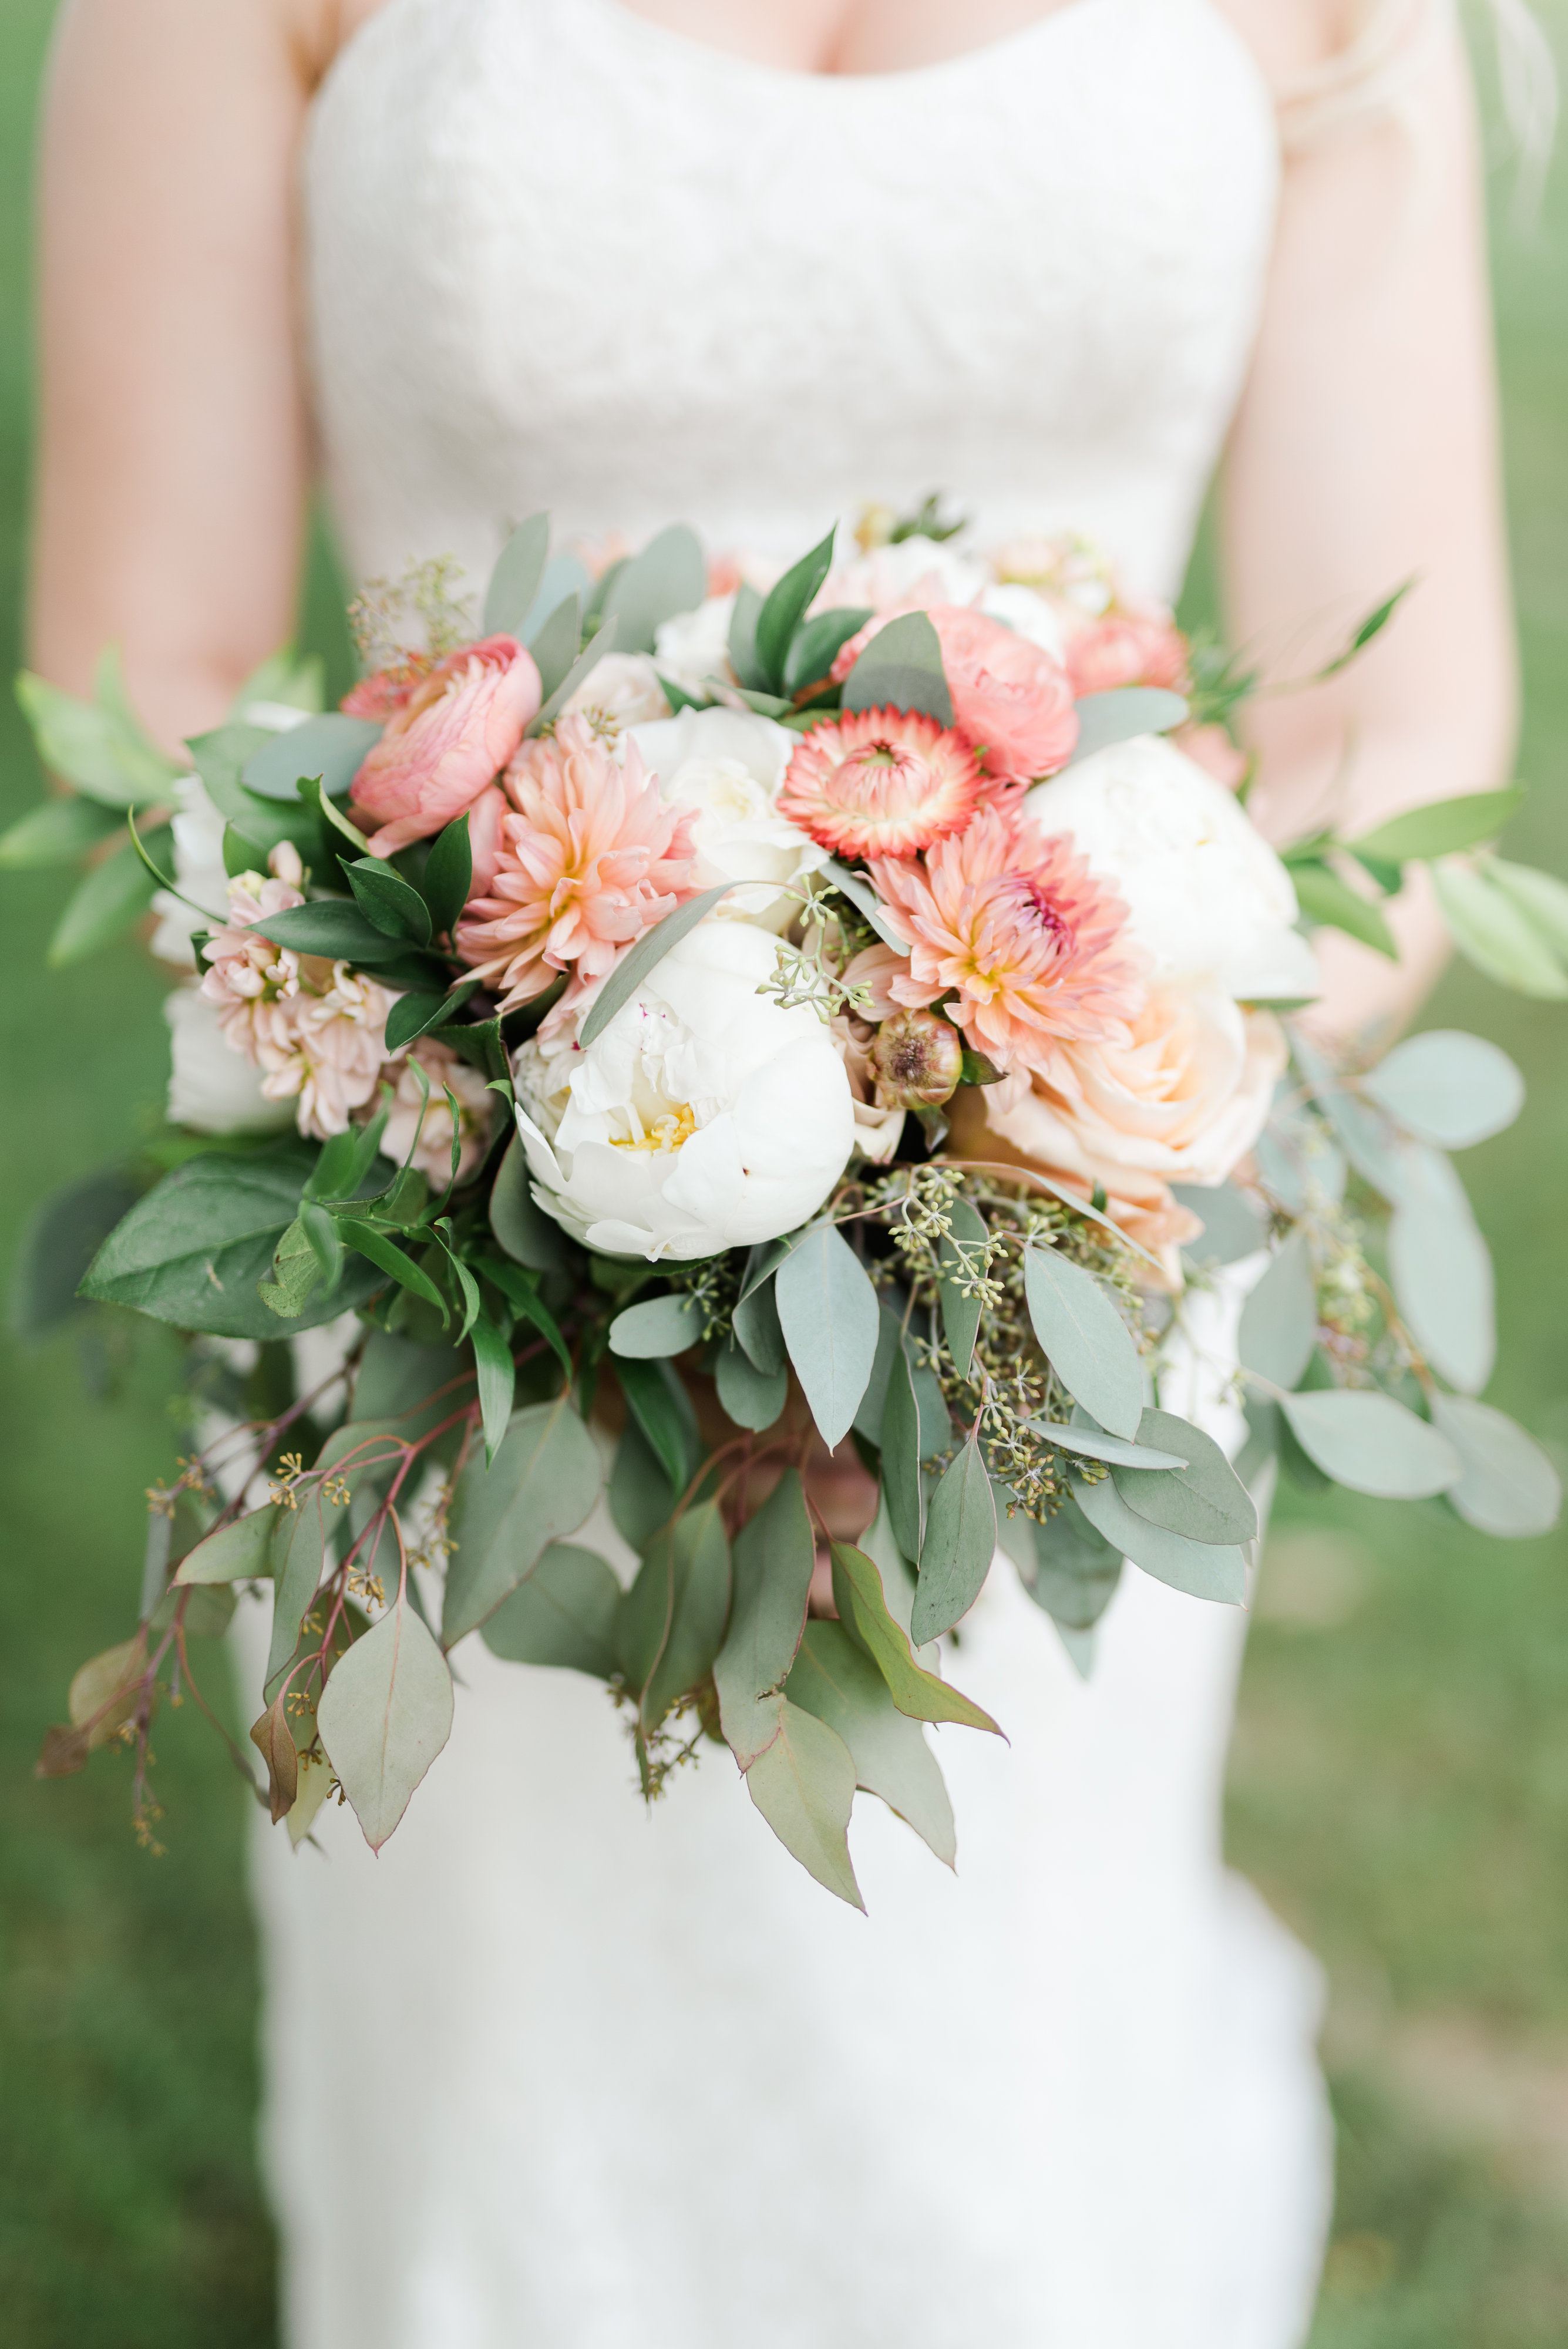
[652,594,738,698]
[164,987,294,1135]
[512,919,856,1260]
[625,706,826,931]
[1022,733,1320,1002]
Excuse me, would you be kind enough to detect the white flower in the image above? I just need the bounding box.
[1022,734,1320,1001]
[625,706,826,931]
[560,652,670,734]
[977,582,1069,661]
[512,918,855,1260]
[164,987,294,1135]
[150,773,230,964]
[653,595,738,698]
[815,533,990,615]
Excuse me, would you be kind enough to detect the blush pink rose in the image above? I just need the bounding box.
[1065,610,1189,699]
[349,635,542,857]
[832,604,1078,788]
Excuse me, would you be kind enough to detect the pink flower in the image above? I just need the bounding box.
[381,1038,496,1183]
[341,655,438,723]
[870,808,1145,1074]
[466,782,509,898]
[1065,609,1189,699]
[776,707,982,860]
[455,715,701,1012]
[349,635,542,857]
[832,605,1078,787]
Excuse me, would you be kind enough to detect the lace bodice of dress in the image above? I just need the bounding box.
[304,0,1278,604]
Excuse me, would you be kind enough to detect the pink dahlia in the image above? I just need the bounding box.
[776,707,982,860]
[455,715,700,1012]
[349,634,542,857]
[831,604,1078,788]
[870,808,1145,1073]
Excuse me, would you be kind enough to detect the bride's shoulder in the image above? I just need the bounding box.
[1211,0,1370,85]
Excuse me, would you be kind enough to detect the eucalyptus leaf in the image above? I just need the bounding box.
[1431,859,1568,998]
[732,1263,785,1375]
[936,1196,988,1379]
[1290,859,1398,958]
[441,1395,601,1643]
[264,1492,328,1697]
[714,1468,816,1766]
[1070,1472,1246,1604]
[242,714,382,802]
[523,552,593,643]
[608,1416,679,1553]
[743,1694,862,1909]
[829,1542,1001,1732]
[1025,1493,1125,1631]
[880,1328,925,1564]
[480,1540,622,1675]
[1065,686,1189,766]
[785,1621,955,1867]
[482,513,551,638]
[1172,1180,1269,1267]
[525,591,583,702]
[1361,1029,1524,1149]
[775,1221,881,1451]
[577,883,732,1047]
[714,1338,788,1431]
[615,1355,698,1497]
[0,794,123,869]
[1349,786,1526,864]
[175,1507,278,1586]
[489,1136,571,1271]
[1237,1231,1318,1393]
[608,1293,704,1359]
[526,620,619,736]
[1428,1395,1561,1539]
[47,829,168,966]
[817,855,910,951]
[615,1496,731,1732]
[317,1596,455,1852]
[1388,1190,1495,1396]
[1111,1406,1257,1546]
[598,523,706,655]
[1022,1244,1143,1441]
[1488,856,1568,960]
[841,610,954,728]
[1279,1388,1462,1498]
[911,1433,997,1643]
[1024,1421,1190,1472]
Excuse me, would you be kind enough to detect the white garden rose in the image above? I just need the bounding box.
[977,581,1070,659]
[512,919,855,1260]
[626,706,826,931]
[560,651,670,732]
[815,533,991,615]
[164,987,294,1135]
[1022,733,1320,1001]
[652,594,738,698]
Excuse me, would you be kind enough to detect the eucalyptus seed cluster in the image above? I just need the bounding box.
[669,1251,741,1344]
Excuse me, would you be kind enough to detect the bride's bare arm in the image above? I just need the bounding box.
[1219,7,1516,1043]
[29,0,369,752]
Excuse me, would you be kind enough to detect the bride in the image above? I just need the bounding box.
[33,2,1523,2343]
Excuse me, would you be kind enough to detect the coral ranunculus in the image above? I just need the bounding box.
[456,715,701,1012]
[776,706,982,860]
[871,808,1145,1073]
[1064,608,1189,698]
[349,634,542,856]
[830,604,1078,787]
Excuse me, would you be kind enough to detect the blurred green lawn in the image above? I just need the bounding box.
[2,5,1567,2344]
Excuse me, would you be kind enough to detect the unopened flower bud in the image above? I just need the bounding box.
[870,1009,965,1110]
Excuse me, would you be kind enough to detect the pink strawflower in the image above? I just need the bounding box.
[777,706,983,860]
[870,809,1145,1073]
[349,634,542,857]
[832,604,1078,788]
[455,715,701,1012]
[1065,609,1189,699]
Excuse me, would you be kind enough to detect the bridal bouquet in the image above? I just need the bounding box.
[8,506,1563,1903]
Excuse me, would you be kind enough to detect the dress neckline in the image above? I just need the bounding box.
[577,0,1118,91]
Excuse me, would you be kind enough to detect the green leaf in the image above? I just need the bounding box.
[879,1329,926,1565]
[713,1469,816,1767]
[936,1196,988,1379]
[1428,1396,1561,1539]
[475,1253,573,1379]
[1311,578,1415,679]
[524,620,620,736]
[782,605,872,698]
[608,1293,704,1359]
[1349,786,1526,864]
[608,1417,679,1554]
[526,592,583,702]
[829,1542,1001,1732]
[250,896,409,965]
[615,1496,731,1733]
[0,794,123,869]
[235,647,324,714]
[482,512,551,637]
[785,1621,955,1867]
[615,1356,695,1496]
[306,1108,389,1204]
[1022,1244,1143,1441]
[1070,1471,1246,1604]
[47,828,167,965]
[489,1135,571,1271]
[911,1429,997,1643]
[1279,1388,1462,1498]
[15,667,179,805]
[752,525,837,692]
[1024,1419,1189,1472]
[841,610,954,729]
[1023,1494,1124,1631]
[336,1220,447,1315]
[470,1315,516,1463]
[577,882,733,1048]
[817,855,909,951]
[421,814,474,940]
[598,523,706,655]
[1486,856,1568,960]
[352,1328,470,1439]
[1172,1180,1269,1267]
[174,1507,278,1586]
[523,552,592,643]
[1361,1029,1523,1149]
[382,979,481,1055]
[264,1492,328,1697]
[728,582,766,691]
[1388,1181,1495,1396]
[714,1338,788,1431]
[1111,1406,1258,1546]
[1064,686,1189,766]
[345,856,433,945]
[1237,1231,1318,1392]
[743,1693,863,1907]
[9,1167,140,1340]
[1289,858,1399,958]
[257,1215,322,1321]
[441,1394,602,1643]
[775,1222,881,1451]
[317,1594,455,1852]
[79,1145,377,1340]
[480,1540,623,1675]
[241,713,382,802]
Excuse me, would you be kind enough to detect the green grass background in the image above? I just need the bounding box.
[2,5,1567,2343]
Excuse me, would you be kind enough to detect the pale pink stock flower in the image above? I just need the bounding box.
[198,847,308,1055]
[870,809,1145,1075]
[455,714,700,1012]
[381,1038,496,1183]
[254,966,392,1139]
[1065,609,1189,699]
[349,634,543,858]
[832,604,1078,787]
[776,707,982,860]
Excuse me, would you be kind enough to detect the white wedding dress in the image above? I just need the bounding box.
[244,3,1334,2343]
